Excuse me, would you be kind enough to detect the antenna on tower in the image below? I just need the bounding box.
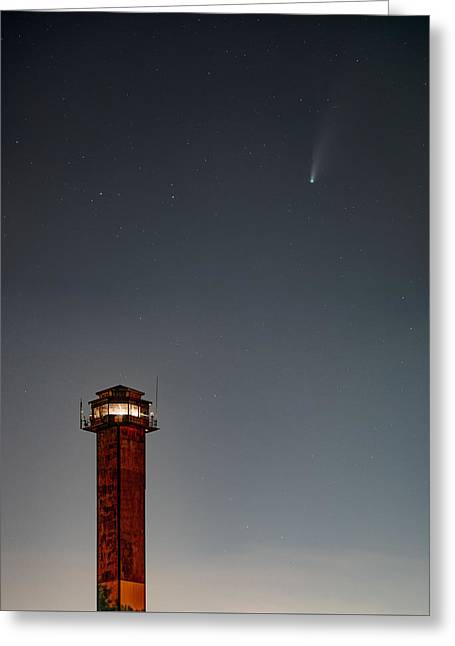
[155,376,159,417]
[80,398,90,431]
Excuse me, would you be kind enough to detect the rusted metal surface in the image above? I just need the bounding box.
[120,426,145,587]
[97,424,146,611]
[97,427,119,607]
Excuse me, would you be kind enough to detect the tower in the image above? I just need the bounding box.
[81,385,159,611]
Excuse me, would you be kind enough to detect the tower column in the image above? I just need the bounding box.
[81,385,158,611]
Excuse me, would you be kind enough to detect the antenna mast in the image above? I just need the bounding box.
[155,376,159,417]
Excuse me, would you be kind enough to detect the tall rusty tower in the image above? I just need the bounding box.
[81,385,159,611]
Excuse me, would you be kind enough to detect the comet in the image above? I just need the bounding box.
[310,110,336,185]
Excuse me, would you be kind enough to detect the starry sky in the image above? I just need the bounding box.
[1,12,428,613]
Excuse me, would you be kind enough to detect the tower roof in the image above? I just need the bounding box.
[95,384,145,398]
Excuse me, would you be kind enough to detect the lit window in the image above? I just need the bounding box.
[93,404,108,418]
[92,402,143,419]
[109,403,129,416]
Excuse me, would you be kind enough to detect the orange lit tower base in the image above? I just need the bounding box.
[81,385,158,611]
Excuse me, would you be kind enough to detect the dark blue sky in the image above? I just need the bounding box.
[1,12,428,612]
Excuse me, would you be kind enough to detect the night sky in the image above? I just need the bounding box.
[1,12,428,613]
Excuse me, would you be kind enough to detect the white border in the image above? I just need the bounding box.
[0,1,389,14]
[2,1,453,646]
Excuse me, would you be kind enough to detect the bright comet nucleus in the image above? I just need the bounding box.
[310,176,315,184]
